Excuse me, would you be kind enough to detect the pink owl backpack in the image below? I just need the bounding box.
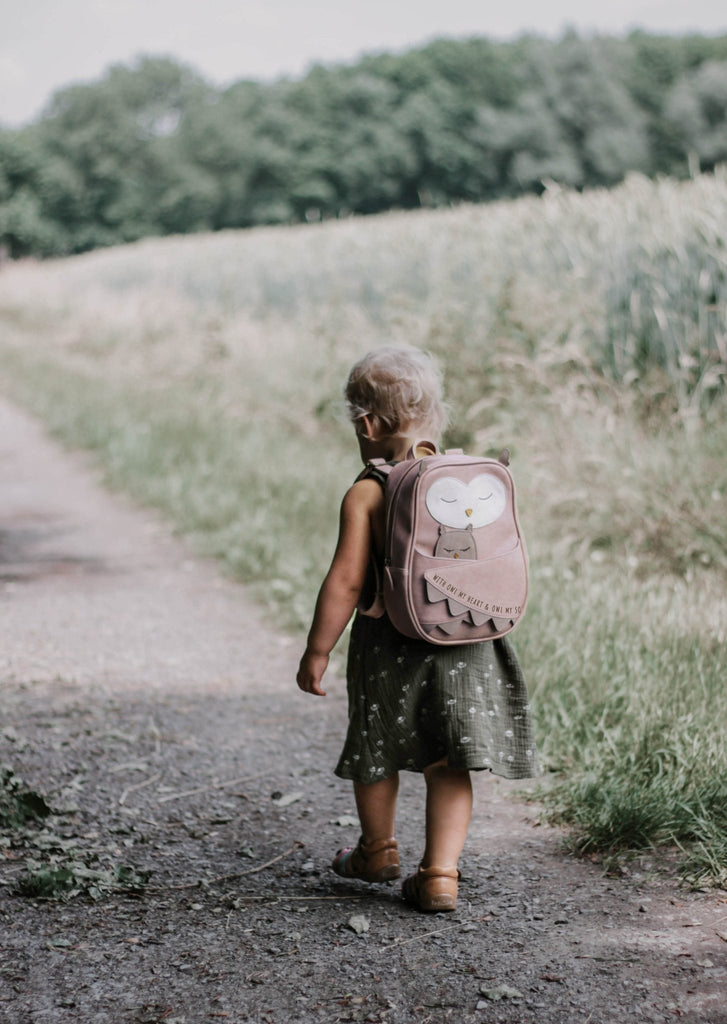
[360,440,529,645]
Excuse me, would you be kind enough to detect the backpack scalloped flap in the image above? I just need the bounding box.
[380,442,528,645]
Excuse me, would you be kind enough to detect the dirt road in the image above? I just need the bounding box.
[1,396,725,1024]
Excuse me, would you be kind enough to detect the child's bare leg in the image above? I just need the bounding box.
[331,774,400,882]
[421,761,473,869]
[353,773,399,843]
[401,761,470,910]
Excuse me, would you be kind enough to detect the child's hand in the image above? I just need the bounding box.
[296,650,329,697]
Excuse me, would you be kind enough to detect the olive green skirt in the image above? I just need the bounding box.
[335,613,540,784]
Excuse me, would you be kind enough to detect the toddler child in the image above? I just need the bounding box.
[296,345,539,911]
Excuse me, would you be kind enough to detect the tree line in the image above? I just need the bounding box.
[1,30,727,258]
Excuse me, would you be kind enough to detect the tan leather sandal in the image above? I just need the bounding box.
[331,836,400,883]
[402,864,459,912]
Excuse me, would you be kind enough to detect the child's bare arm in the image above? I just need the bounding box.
[296,480,380,696]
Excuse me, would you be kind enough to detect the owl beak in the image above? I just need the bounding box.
[465,508,473,517]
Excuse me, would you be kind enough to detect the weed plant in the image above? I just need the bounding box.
[0,769,150,899]
[0,172,725,883]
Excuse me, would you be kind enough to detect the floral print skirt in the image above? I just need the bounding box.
[335,613,540,784]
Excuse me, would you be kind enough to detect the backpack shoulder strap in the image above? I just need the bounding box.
[355,458,395,489]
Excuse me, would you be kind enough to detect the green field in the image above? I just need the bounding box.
[1,171,725,885]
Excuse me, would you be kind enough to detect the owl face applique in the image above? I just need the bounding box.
[425,474,507,530]
[434,525,477,560]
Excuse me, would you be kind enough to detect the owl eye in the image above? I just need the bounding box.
[478,492,494,501]
[439,497,457,504]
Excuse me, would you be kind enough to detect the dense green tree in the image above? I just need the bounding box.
[498,92,583,191]
[170,81,262,229]
[623,32,727,175]
[37,57,210,248]
[0,128,68,256]
[0,183,63,258]
[3,33,727,257]
[520,34,650,186]
[666,60,727,172]
[311,72,414,215]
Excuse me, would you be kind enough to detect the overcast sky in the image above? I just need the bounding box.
[2,0,726,127]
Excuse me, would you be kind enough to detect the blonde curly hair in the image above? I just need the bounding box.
[344,345,448,441]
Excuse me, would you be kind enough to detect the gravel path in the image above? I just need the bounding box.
[1,396,725,1024]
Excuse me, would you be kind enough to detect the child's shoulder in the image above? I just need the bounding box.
[346,474,384,501]
[341,475,384,517]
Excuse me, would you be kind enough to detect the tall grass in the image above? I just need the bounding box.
[1,172,725,883]
[516,564,727,885]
